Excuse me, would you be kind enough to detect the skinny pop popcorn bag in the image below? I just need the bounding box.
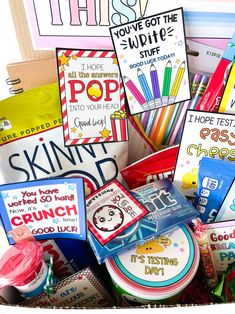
[0,83,128,192]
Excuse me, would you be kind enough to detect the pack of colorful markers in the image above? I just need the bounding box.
[0,0,235,310]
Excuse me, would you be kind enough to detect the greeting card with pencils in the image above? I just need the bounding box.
[110,7,191,115]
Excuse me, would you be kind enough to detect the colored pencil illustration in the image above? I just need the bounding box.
[137,68,155,109]
[168,61,186,104]
[139,0,149,17]
[150,64,162,107]
[162,60,172,105]
[123,76,149,111]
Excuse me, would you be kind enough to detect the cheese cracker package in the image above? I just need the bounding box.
[0,83,128,193]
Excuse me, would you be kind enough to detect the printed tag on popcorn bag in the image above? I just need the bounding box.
[56,49,128,146]
[86,180,149,246]
[22,267,114,307]
[0,178,86,243]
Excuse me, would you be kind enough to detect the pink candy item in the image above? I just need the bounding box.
[0,241,48,298]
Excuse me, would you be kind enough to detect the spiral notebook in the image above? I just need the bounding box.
[6,57,57,94]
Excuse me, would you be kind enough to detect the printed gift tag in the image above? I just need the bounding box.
[22,267,114,308]
[86,180,149,246]
[0,178,86,243]
[218,61,235,114]
[173,110,235,197]
[57,49,128,146]
[110,7,190,115]
[204,221,235,274]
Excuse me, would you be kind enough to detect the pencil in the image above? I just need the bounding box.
[168,61,186,104]
[149,108,164,140]
[162,60,172,105]
[154,105,175,145]
[191,73,203,97]
[140,111,151,130]
[123,76,149,111]
[189,75,210,109]
[132,114,158,150]
[168,100,191,145]
[137,68,155,109]
[166,72,202,145]
[145,109,158,137]
[162,102,182,145]
[150,64,161,107]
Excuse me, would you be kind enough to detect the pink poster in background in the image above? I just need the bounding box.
[23,0,234,50]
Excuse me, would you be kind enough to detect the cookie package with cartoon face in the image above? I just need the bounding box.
[105,224,200,305]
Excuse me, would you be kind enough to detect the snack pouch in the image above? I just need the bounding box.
[0,83,128,192]
[121,145,179,190]
[196,32,235,112]
[214,178,235,222]
[194,157,235,223]
[87,179,198,263]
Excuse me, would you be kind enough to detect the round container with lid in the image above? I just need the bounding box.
[105,225,200,305]
[0,241,48,298]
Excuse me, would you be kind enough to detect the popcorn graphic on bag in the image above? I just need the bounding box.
[110,109,128,142]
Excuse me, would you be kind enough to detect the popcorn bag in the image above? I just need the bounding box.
[0,83,129,188]
[1,0,235,312]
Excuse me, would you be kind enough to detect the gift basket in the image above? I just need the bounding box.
[0,0,235,310]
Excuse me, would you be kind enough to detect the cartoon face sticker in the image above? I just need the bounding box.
[93,205,124,232]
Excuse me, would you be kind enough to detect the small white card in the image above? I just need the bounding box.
[110,7,190,115]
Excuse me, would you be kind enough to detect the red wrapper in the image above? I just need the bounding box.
[121,145,179,189]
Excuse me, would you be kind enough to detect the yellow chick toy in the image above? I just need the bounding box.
[181,168,198,190]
